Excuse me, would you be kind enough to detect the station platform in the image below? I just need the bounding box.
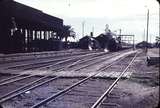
[147,48,160,65]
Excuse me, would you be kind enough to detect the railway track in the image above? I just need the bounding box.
[0,50,137,108]
[0,49,94,64]
[0,50,99,69]
[30,53,137,108]
[91,53,137,108]
[0,51,118,87]
[0,49,125,87]
[5,51,108,70]
[0,51,110,85]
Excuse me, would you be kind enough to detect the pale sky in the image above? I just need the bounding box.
[14,0,159,43]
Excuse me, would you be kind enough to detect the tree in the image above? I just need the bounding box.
[155,36,160,47]
[61,25,76,42]
[156,36,160,43]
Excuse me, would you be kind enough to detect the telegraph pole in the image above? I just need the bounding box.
[133,35,135,50]
[146,9,149,53]
[119,29,122,36]
[92,26,94,36]
[143,29,145,41]
[82,21,85,37]
[159,4,160,37]
[119,29,122,40]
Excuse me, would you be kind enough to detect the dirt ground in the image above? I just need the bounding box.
[129,52,159,108]
[102,52,159,108]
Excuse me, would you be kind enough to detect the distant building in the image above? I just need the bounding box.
[136,41,153,48]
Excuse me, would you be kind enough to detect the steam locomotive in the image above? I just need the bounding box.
[78,32,122,52]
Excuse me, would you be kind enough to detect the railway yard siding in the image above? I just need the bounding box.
[0,49,159,108]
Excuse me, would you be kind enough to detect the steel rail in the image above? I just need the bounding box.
[30,52,126,108]
[37,52,108,70]
[22,58,78,70]
[56,52,116,72]
[0,63,75,103]
[0,51,107,84]
[0,74,26,84]
[66,52,114,69]
[74,53,120,71]
[0,50,88,64]
[67,49,130,69]
[0,57,80,86]
[72,49,133,71]
[0,74,35,86]
[0,76,49,99]
[0,50,130,86]
[6,51,94,69]
[66,59,82,68]
[0,52,111,102]
[0,51,131,105]
[0,76,60,104]
[15,51,107,70]
[7,58,67,69]
[0,49,81,58]
[0,49,93,62]
[0,54,92,83]
[91,53,138,108]
[0,59,77,86]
